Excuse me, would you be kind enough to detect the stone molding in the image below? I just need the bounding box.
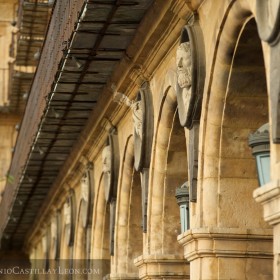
[177,227,273,261]
[253,180,280,225]
[110,273,139,280]
[134,254,190,280]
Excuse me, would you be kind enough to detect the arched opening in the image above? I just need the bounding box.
[137,85,189,279]
[91,175,110,276]
[148,87,187,255]
[59,192,77,280]
[219,18,269,228]
[194,13,273,279]
[163,110,187,253]
[112,136,142,278]
[74,202,87,260]
[74,168,94,275]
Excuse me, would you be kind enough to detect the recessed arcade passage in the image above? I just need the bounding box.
[179,16,273,280]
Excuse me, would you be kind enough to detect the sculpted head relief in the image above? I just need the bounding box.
[64,201,71,226]
[113,90,143,139]
[176,42,192,111]
[176,42,192,89]
[102,145,112,174]
[131,100,143,140]
[81,175,89,202]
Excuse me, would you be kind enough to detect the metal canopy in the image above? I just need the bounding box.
[8,69,33,114]
[1,0,153,249]
[7,0,52,114]
[16,0,51,66]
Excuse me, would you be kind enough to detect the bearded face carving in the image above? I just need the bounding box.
[176,42,192,113]
[102,145,112,175]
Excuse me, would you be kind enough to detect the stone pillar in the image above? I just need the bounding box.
[178,228,273,280]
[254,180,280,279]
[134,255,189,280]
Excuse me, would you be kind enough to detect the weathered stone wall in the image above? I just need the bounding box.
[16,0,280,279]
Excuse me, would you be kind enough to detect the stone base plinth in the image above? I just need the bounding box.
[178,227,273,280]
[134,254,189,280]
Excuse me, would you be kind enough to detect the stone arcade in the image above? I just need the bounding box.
[0,0,280,279]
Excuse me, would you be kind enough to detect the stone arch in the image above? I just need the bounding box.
[217,17,269,228]
[73,200,87,260]
[59,191,77,260]
[111,135,142,279]
[73,168,93,261]
[200,1,270,228]
[176,3,273,279]
[148,78,187,255]
[91,173,110,261]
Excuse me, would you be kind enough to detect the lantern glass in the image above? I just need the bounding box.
[256,152,270,186]
[179,204,189,233]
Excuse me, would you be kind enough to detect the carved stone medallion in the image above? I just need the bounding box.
[80,171,90,228]
[50,214,58,259]
[102,132,119,203]
[256,0,280,143]
[133,91,145,171]
[64,193,75,246]
[176,16,205,129]
[256,0,280,43]
[113,82,153,171]
[134,82,154,171]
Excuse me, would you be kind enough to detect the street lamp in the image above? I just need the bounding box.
[248,123,270,186]
[175,182,190,233]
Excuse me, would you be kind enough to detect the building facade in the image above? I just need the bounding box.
[1,0,280,279]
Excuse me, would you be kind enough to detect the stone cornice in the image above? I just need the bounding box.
[134,254,189,280]
[24,0,192,251]
[110,273,138,280]
[177,227,273,261]
[253,180,280,225]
